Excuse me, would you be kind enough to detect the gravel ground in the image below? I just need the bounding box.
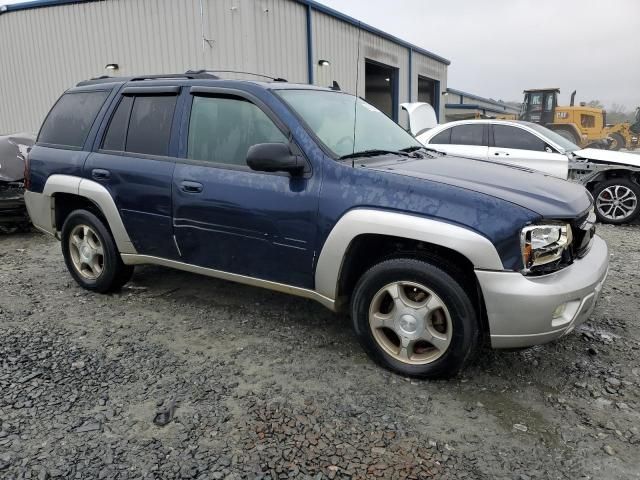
[1,224,639,479]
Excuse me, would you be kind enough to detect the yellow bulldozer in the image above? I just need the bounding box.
[605,107,640,151]
[519,88,640,151]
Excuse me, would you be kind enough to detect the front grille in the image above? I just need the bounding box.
[571,209,596,259]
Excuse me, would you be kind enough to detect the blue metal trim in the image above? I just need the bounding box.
[306,4,314,84]
[295,0,450,66]
[392,67,399,122]
[407,48,413,102]
[0,0,95,14]
[434,80,440,122]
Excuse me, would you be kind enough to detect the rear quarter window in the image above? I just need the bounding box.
[38,91,110,148]
[429,129,451,144]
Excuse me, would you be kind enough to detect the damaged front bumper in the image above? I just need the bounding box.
[0,182,29,226]
[476,235,609,349]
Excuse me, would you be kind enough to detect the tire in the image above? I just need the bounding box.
[592,178,640,224]
[609,133,625,151]
[61,209,134,293]
[350,258,479,379]
[556,129,580,145]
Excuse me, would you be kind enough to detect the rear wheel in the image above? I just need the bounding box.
[609,133,625,151]
[593,178,640,224]
[351,258,479,379]
[61,209,134,292]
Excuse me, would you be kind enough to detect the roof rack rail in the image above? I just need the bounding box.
[131,72,219,81]
[76,71,219,87]
[186,69,287,82]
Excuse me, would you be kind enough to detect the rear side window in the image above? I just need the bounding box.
[126,96,177,156]
[101,95,177,156]
[450,124,484,146]
[429,129,451,144]
[187,95,287,166]
[493,125,547,151]
[38,91,109,148]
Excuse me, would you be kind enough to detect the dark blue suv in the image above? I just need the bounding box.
[25,72,609,378]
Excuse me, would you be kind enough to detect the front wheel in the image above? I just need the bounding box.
[609,133,625,151]
[351,258,480,379]
[593,178,640,224]
[61,209,134,292]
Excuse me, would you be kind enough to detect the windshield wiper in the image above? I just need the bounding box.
[339,149,412,160]
[399,145,423,153]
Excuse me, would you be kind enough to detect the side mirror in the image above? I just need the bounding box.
[247,143,305,175]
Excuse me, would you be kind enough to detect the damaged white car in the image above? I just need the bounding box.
[403,103,640,224]
[0,133,35,232]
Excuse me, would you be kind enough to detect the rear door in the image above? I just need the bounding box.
[426,124,488,160]
[85,86,182,258]
[488,124,568,179]
[171,87,320,288]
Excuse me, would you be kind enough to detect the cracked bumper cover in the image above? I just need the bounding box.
[476,235,609,349]
[0,186,28,224]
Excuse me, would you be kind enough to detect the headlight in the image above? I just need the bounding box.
[520,223,572,274]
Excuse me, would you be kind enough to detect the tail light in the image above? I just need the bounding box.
[22,147,31,190]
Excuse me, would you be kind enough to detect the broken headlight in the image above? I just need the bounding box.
[520,223,572,275]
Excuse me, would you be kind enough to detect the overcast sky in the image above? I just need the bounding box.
[3,0,638,109]
[316,0,640,110]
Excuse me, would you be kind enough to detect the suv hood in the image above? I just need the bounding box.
[574,148,640,168]
[363,153,592,218]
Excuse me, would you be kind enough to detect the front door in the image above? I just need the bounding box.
[489,124,568,179]
[85,87,181,258]
[541,91,556,125]
[172,91,320,288]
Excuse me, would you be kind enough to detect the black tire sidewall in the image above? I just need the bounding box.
[61,210,123,293]
[593,178,640,224]
[351,258,479,379]
[557,129,579,145]
[610,133,625,151]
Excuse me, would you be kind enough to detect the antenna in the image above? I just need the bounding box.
[351,23,362,166]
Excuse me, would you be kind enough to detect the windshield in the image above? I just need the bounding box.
[277,89,421,158]
[525,122,580,152]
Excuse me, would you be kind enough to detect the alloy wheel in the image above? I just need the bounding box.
[368,281,452,365]
[68,224,105,280]
[596,185,638,221]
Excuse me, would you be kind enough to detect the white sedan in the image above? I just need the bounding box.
[403,103,640,224]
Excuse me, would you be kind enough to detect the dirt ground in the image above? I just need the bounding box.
[1,224,639,480]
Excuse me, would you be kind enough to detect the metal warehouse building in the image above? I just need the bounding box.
[0,0,449,134]
[444,88,520,122]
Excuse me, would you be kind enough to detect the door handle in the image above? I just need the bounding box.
[179,180,203,193]
[91,168,111,180]
[494,151,510,156]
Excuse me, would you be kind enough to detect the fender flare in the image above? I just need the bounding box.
[41,174,137,254]
[314,209,504,300]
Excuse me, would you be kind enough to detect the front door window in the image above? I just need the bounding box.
[187,95,287,166]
